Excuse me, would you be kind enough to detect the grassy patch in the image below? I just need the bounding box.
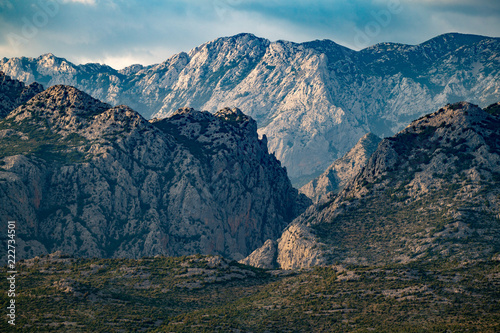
[0,118,89,163]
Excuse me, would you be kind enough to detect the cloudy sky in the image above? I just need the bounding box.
[0,0,499,69]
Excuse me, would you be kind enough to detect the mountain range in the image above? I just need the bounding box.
[1,32,500,332]
[0,73,309,260]
[243,101,500,269]
[2,32,499,185]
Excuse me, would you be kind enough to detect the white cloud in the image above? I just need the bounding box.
[73,46,180,70]
[0,0,498,69]
[75,54,140,69]
[59,0,97,5]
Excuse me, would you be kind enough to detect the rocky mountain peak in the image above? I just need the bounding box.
[1,70,23,88]
[418,101,486,123]
[3,85,118,144]
[170,106,196,116]
[41,52,56,58]
[358,132,381,145]
[189,33,269,63]
[300,132,381,204]
[0,83,309,260]
[214,107,250,123]
[78,62,117,75]
[246,101,500,269]
[422,32,491,49]
[21,81,44,98]
[350,102,495,193]
[209,33,265,48]
[8,85,110,122]
[164,107,217,127]
[1,33,498,185]
[485,102,500,116]
[90,104,152,137]
[341,132,381,164]
[36,53,78,76]
[38,52,71,65]
[42,84,108,109]
[163,105,265,144]
[0,71,44,118]
[118,63,145,76]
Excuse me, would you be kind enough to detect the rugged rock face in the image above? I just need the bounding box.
[2,33,499,184]
[0,84,310,260]
[0,71,44,118]
[245,102,500,269]
[239,239,278,269]
[300,133,381,203]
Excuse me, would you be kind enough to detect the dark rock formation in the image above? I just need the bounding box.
[0,71,44,118]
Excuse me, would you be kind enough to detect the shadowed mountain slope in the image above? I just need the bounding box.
[244,101,500,269]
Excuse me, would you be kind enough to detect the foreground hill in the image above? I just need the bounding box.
[1,253,498,332]
[245,102,500,269]
[2,33,499,184]
[0,80,309,260]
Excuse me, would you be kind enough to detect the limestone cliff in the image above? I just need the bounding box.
[300,133,381,204]
[0,83,310,260]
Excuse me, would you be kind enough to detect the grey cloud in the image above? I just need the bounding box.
[0,0,498,68]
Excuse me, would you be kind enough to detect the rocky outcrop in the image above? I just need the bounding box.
[245,102,500,269]
[239,239,278,269]
[485,102,500,116]
[0,84,310,260]
[2,33,499,184]
[300,133,381,203]
[0,71,44,118]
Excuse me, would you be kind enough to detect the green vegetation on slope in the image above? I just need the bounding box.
[0,254,272,332]
[1,254,498,332]
[0,117,89,164]
[158,260,500,332]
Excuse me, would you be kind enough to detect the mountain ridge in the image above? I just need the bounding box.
[0,71,44,118]
[244,101,500,269]
[0,77,309,260]
[2,32,499,184]
[299,132,381,204]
